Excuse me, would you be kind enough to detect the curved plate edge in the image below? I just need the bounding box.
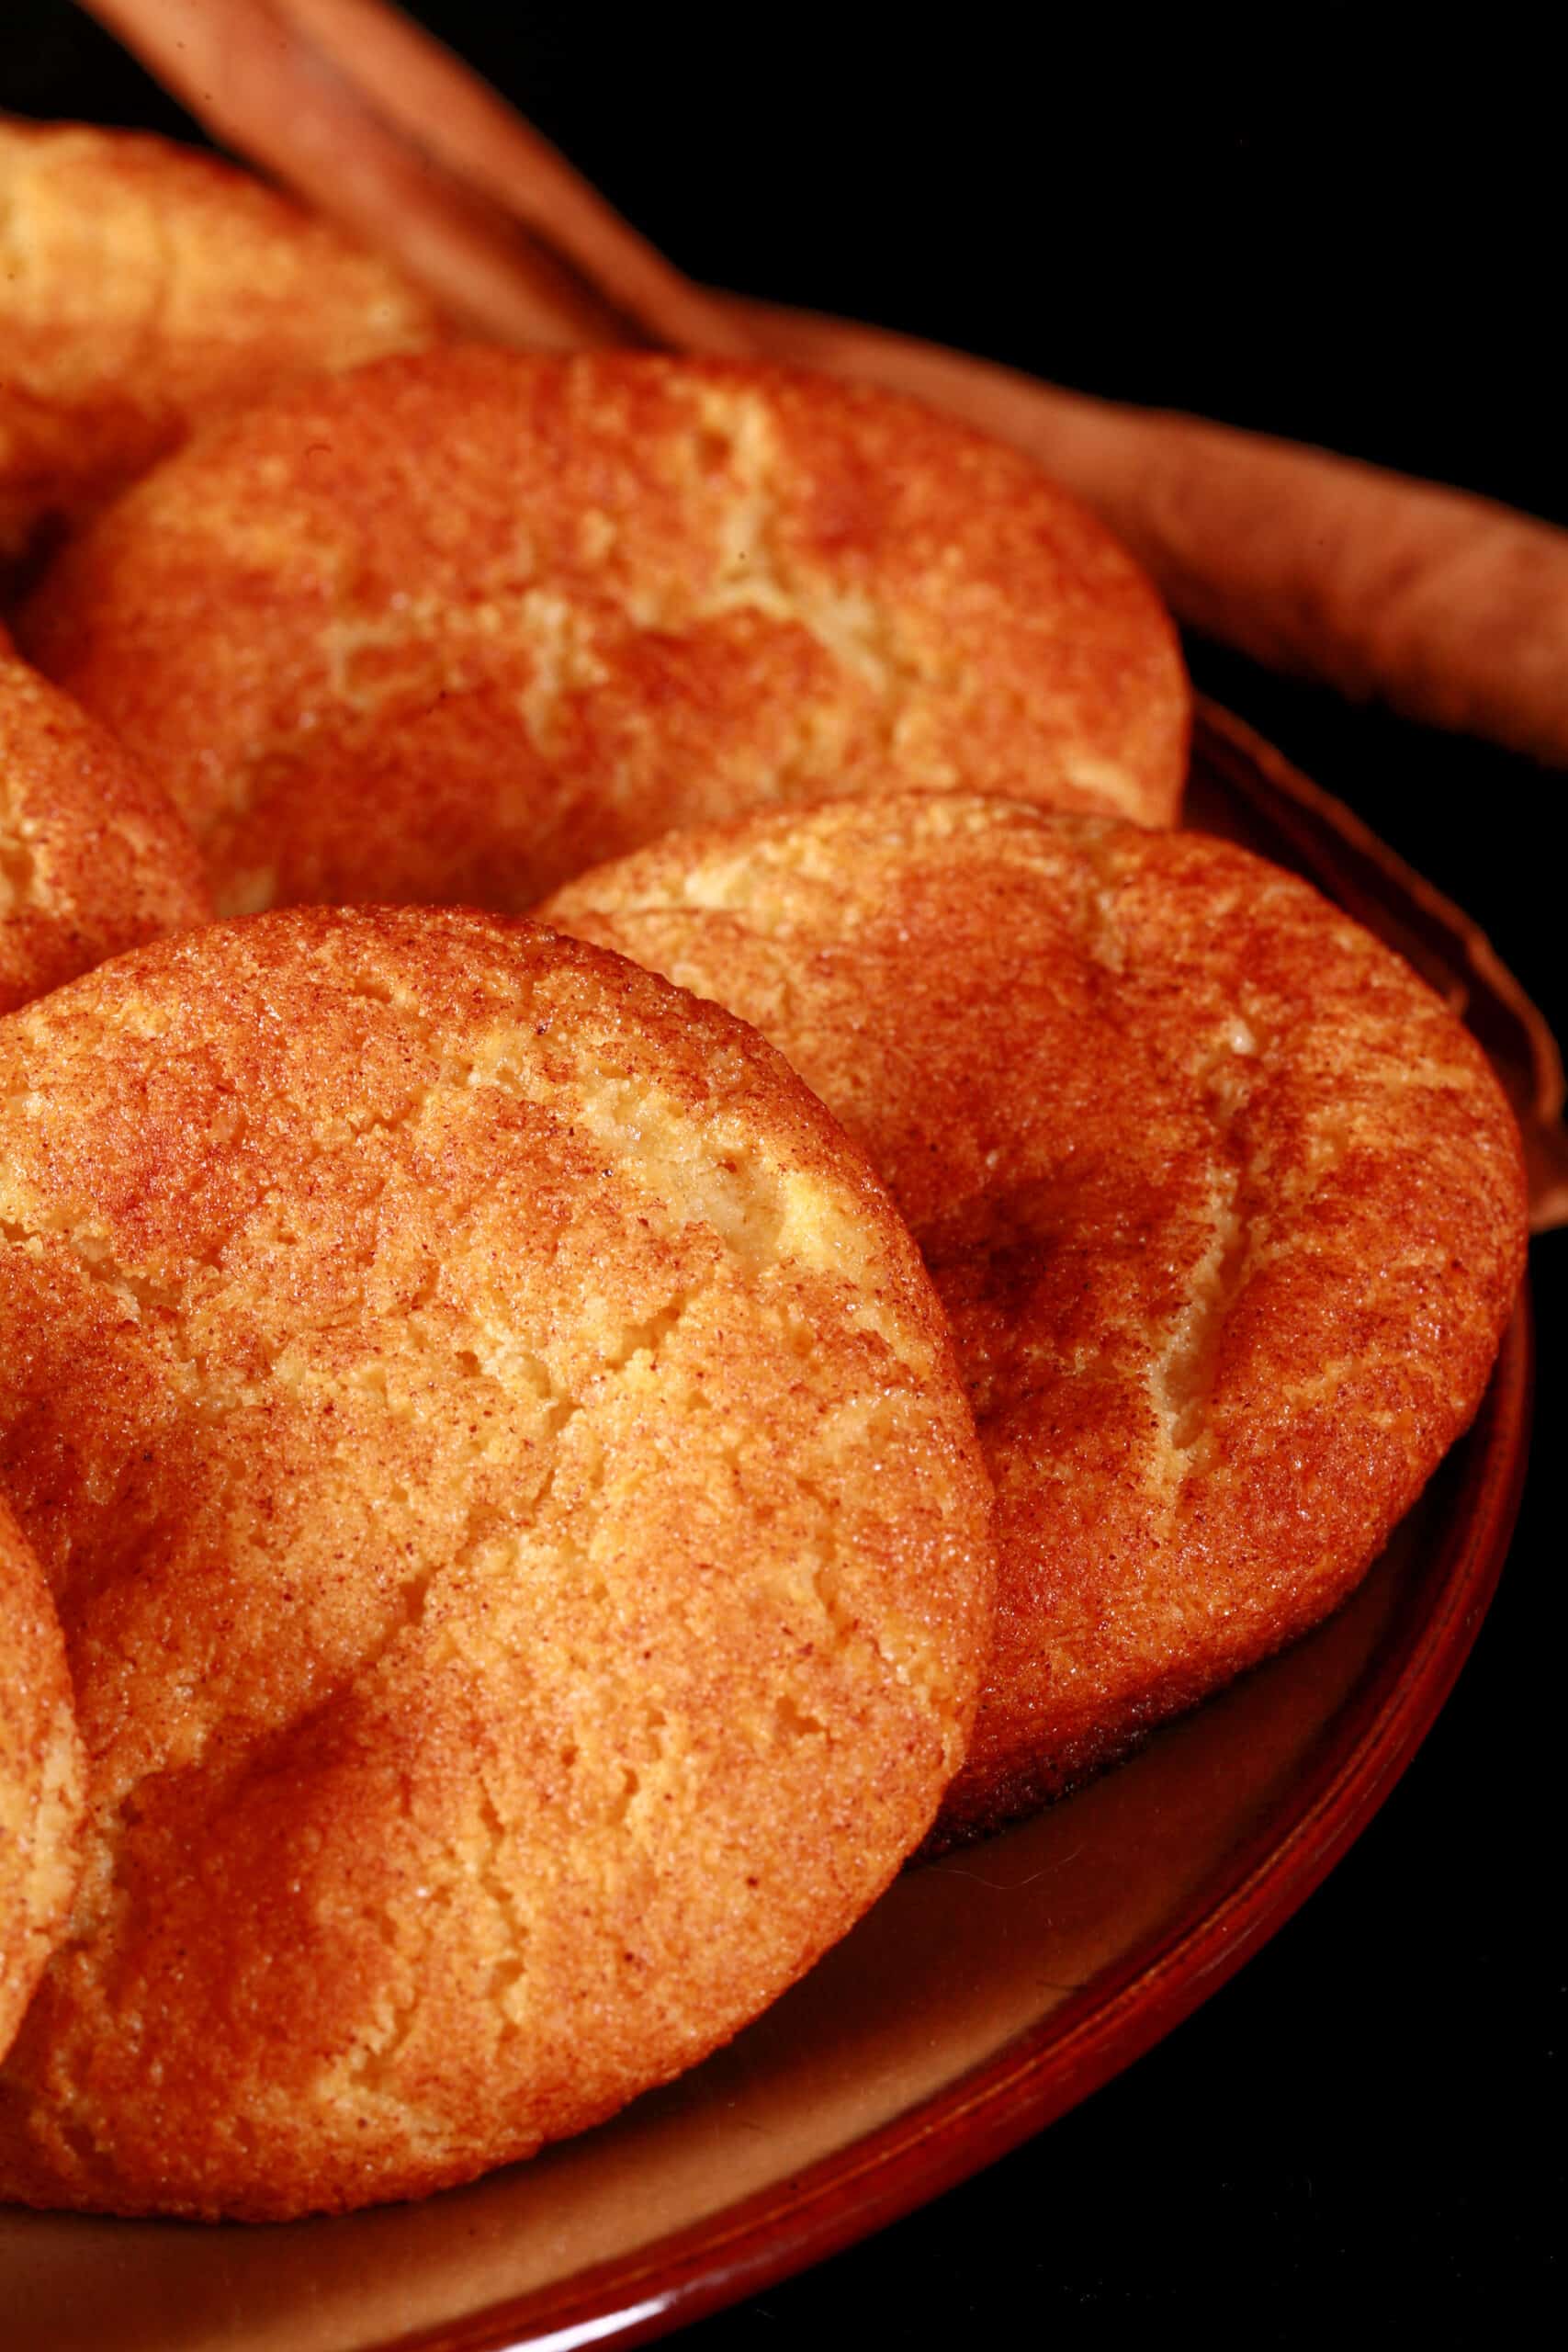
[381,1290,1532,2352]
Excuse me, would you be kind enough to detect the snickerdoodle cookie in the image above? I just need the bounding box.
[0,1497,83,2067]
[0,905,992,2218]
[0,119,441,562]
[542,795,1529,1842]
[0,649,209,1015]
[25,352,1188,916]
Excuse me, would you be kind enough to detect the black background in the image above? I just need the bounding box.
[3,5,1561,2340]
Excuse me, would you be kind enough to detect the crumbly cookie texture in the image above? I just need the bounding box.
[0,650,210,1014]
[25,350,1188,916]
[0,905,993,2219]
[542,795,1529,1841]
[0,1497,83,2068]
[0,118,442,560]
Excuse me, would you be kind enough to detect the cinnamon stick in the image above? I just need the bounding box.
[271,0,755,356]
[735,302,1568,772]
[80,0,639,349]
[86,0,1568,775]
[46,0,1568,1222]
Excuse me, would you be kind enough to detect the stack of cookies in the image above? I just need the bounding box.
[0,123,1528,2223]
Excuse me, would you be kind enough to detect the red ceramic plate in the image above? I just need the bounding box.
[0,711,1536,2352]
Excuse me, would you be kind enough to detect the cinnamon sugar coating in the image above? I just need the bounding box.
[543,796,1529,1840]
[0,119,441,560]
[0,650,210,1014]
[24,352,1187,916]
[0,906,992,2218]
[0,1497,83,2066]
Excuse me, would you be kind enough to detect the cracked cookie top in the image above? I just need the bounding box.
[23,351,1188,917]
[0,1494,83,2068]
[0,905,993,2219]
[0,119,442,563]
[0,648,209,1015]
[542,795,1529,1841]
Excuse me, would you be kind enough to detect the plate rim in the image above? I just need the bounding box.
[352,695,1538,2350]
[375,1296,1530,2352]
[6,710,1537,2352]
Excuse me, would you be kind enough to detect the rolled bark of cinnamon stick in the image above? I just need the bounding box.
[734,302,1568,771]
[51,0,1568,1223]
[79,0,1568,771]
[274,0,755,355]
[81,0,639,349]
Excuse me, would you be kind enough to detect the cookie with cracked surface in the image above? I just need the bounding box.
[23,350,1187,918]
[541,795,1529,1843]
[0,119,442,564]
[1,649,210,1016]
[0,904,993,2219]
[0,1495,83,2067]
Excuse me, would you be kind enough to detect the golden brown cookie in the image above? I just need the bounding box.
[0,649,210,1015]
[0,118,442,562]
[0,905,993,2219]
[0,1495,83,2068]
[24,351,1188,917]
[542,796,1529,1842]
